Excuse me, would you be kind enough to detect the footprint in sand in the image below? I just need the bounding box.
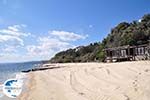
[132,79,138,92]
[123,94,130,100]
[145,69,149,72]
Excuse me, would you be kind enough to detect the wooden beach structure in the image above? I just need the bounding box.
[104,44,150,62]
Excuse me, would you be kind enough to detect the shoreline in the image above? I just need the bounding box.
[18,73,34,100]
[19,61,150,100]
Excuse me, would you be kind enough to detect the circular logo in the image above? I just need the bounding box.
[3,79,22,98]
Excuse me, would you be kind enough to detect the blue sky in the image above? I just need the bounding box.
[0,0,149,63]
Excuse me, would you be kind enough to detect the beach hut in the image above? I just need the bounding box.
[104,44,150,62]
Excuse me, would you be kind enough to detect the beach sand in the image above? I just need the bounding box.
[19,61,150,100]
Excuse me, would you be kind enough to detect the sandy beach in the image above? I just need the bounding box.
[19,61,150,100]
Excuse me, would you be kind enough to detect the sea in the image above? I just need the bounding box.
[0,61,43,100]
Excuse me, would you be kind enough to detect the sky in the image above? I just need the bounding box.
[0,0,150,63]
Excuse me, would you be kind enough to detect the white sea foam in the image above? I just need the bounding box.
[15,73,27,87]
[16,73,27,80]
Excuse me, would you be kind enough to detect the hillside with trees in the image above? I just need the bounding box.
[50,14,150,63]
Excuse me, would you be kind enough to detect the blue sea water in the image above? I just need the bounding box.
[0,61,42,84]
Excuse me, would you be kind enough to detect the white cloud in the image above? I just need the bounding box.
[2,46,17,53]
[0,53,22,63]
[0,24,32,62]
[0,27,88,62]
[27,37,74,57]
[49,30,88,41]
[0,34,24,45]
[0,24,30,46]
[0,24,30,37]
[26,30,87,58]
